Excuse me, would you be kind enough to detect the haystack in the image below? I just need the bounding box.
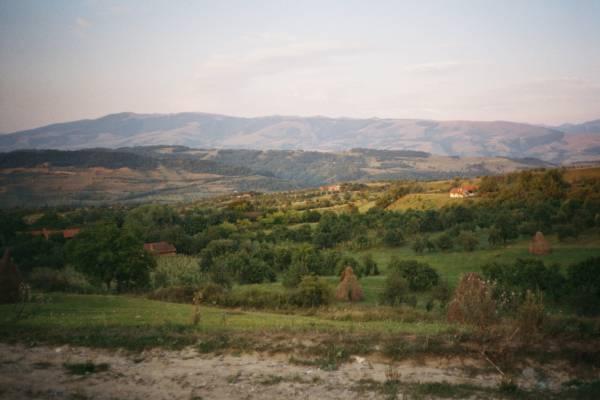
[528,231,551,255]
[0,249,23,304]
[335,266,364,302]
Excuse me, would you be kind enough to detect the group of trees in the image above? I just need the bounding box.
[1,168,600,306]
[482,257,600,316]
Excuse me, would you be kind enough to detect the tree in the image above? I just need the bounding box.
[387,258,439,291]
[66,222,155,291]
[380,270,409,306]
[361,254,379,276]
[457,231,478,252]
[383,228,405,247]
[289,276,333,307]
[567,257,600,316]
[435,233,454,251]
[412,236,426,255]
[487,227,503,248]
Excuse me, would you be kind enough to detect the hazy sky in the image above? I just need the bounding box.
[1,0,600,132]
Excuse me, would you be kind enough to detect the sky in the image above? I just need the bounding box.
[1,0,599,132]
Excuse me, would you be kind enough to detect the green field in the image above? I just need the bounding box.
[0,294,455,350]
[225,233,600,309]
[347,233,600,286]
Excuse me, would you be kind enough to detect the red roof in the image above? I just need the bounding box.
[144,241,177,255]
[450,185,478,194]
[29,228,80,239]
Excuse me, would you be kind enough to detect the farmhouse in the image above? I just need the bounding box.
[320,184,341,192]
[449,185,478,198]
[144,241,177,256]
[29,227,81,240]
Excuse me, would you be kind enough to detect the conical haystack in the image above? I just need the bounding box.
[0,249,23,304]
[335,266,363,302]
[528,231,551,255]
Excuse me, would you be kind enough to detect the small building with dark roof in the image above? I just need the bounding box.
[144,241,177,256]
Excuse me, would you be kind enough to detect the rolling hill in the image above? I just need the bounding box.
[0,146,553,207]
[1,112,599,163]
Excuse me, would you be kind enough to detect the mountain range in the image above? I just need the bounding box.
[2,112,600,164]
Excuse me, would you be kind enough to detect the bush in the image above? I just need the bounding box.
[448,273,497,329]
[148,286,198,303]
[197,282,228,305]
[567,257,600,314]
[556,224,578,242]
[383,229,405,247]
[388,258,439,291]
[222,287,289,309]
[150,255,206,289]
[289,275,333,307]
[412,236,426,254]
[457,231,478,252]
[282,261,310,288]
[516,290,545,340]
[29,266,97,293]
[567,291,600,317]
[361,254,379,276]
[482,258,565,301]
[434,233,454,251]
[430,281,452,308]
[380,271,410,306]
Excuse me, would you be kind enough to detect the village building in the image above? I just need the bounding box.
[143,241,177,256]
[319,184,341,193]
[29,228,81,240]
[449,185,478,198]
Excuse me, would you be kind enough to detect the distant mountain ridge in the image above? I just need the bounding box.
[1,112,599,163]
[0,146,554,207]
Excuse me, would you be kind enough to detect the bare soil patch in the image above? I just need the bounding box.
[0,343,591,399]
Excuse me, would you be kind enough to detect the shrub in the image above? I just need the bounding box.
[289,276,333,307]
[434,233,454,251]
[361,254,379,276]
[150,255,205,289]
[383,229,405,247]
[412,236,426,254]
[197,282,228,305]
[515,290,545,340]
[430,281,452,308]
[148,286,198,303]
[447,273,497,329]
[567,292,600,317]
[482,258,565,301]
[0,249,23,303]
[388,258,439,291]
[380,270,410,306]
[567,257,600,301]
[282,261,309,288]
[457,231,478,252]
[222,287,289,309]
[29,266,97,293]
[237,257,276,284]
[556,224,578,242]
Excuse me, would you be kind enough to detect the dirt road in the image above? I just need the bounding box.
[0,343,578,399]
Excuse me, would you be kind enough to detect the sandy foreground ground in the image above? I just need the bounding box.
[0,342,579,399]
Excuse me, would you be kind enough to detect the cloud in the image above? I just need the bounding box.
[403,61,465,73]
[75,17,91,29]
[194,39,369,91]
